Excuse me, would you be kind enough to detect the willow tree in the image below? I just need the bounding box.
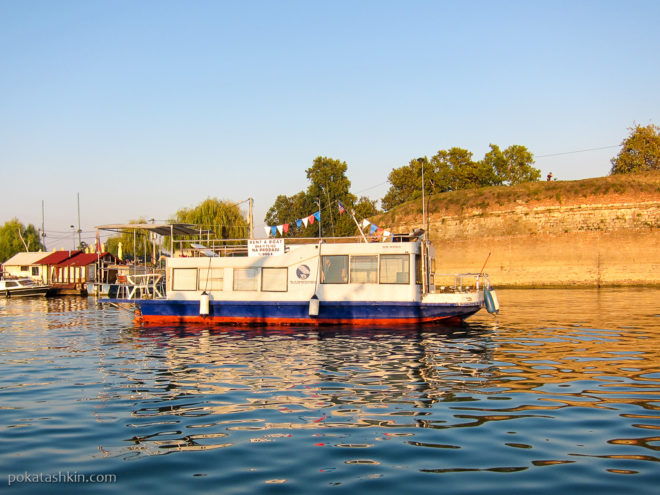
[173,198,249,239]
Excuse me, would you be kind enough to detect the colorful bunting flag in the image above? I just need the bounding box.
[265,205,393,241]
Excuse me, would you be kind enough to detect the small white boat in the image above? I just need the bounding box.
[0,278,52,298]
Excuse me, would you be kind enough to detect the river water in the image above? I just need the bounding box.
[1,288,659,494]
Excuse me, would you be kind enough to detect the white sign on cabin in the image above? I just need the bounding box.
[248,238,285,257]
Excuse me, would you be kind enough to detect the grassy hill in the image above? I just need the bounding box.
[375,170,660,227]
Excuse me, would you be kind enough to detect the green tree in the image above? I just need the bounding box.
[265,156,377,238]
[431,147,497,191]
[381,144,539,211]
[482,144,539,185]
[173,198,249,239]
[610,124,660,174]
[381,158,426,212]
[0,218,45,262]
[305,156,357,237]
[265,192,315,236]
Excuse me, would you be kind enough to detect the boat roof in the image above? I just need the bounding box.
[37,250,82,265]
[97,223,213,236]
[56,252,115,267]
[2,252,49,266]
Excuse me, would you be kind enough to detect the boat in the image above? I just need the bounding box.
[0,278,52,298]
[102,229,498,326]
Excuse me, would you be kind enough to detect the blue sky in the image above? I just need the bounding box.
[1,0,659,247]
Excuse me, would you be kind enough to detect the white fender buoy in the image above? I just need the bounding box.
[309,294,319,317]
[485,288,500,314]
[200,291,210,316]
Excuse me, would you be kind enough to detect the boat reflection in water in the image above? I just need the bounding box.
[98,322,496,457]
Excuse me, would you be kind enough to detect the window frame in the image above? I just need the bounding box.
[379,254,410,285]
[349,255,378,284]
[199,267,224,291]
[261,267,288,292]
[233,268,259,291]
[171,268,198,291]
[321,255,349,284]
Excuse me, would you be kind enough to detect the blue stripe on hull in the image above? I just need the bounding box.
[131,299,482,323]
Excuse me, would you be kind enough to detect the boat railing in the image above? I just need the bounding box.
[430,272,491,294]
[115,273,165,300]
[174,234,422,258]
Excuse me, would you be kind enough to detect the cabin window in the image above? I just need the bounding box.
[199,268,224,291]
[31,267,39,276]
[350,255,377,283]
[233,268,259,291]
[20,266,28,272]
[415,254,422,285]
[172,268,198,291]
[5,281,18,288]
[261,267,288,292]
[321,255,348,284]
[379,254,410,284]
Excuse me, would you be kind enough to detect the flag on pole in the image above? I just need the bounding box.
[338,201,346,214]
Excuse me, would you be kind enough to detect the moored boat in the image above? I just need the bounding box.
[0,278,52,298]
[103,230,498,326]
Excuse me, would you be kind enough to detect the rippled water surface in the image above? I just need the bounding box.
[1,289,659,494]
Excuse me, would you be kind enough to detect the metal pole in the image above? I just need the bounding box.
[316,197,321,239]
[77,193,82,248]
[418,158,426,234]
[249,197,254,239]
[41,200,46,251]
[417,158,428,294]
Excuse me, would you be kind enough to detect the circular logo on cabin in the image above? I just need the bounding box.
[296,264,311,280]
